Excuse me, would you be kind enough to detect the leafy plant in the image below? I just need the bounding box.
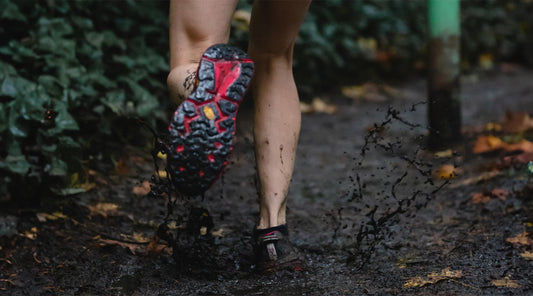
[0,0,170,202]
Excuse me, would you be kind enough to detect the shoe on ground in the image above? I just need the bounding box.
[253,224,303,272]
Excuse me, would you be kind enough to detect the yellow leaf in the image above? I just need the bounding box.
[521,251,533,260]
[434,149,453,158]
[88,202,119,217]
[404,268,463,288]
[491,276,520,288]
[506,232,531,247]
[473,135,504,154]
[48,212,67,220]
[157,170,168,179]
[433,164,460,180]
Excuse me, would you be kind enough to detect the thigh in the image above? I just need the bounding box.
[248,0,311,57]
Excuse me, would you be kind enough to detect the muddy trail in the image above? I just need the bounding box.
[2,69,533,295]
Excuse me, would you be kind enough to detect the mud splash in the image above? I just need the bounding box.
[336,103,452,269]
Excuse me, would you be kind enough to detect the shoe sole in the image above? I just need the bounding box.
[167,44,254,195]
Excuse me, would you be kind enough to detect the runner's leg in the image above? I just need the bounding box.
[248,0,311,229]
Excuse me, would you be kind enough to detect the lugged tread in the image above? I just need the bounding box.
[167,44,254,195]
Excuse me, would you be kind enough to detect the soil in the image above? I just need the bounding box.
[2,68,533,295]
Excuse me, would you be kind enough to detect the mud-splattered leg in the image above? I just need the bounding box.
[248,0,311,229]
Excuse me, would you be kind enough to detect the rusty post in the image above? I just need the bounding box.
[427,0,461,149]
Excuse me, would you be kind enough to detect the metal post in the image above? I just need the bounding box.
[427,0,461,149]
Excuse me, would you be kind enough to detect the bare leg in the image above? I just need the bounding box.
[167,0,239,104]
[248,0,311,229]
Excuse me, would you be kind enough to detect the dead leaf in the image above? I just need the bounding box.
[491,188,509,201]
[20,227,38,240]
[93,238,143,254]
[342,83,401,103]
[87,203,119,218]
[485,122,502,132]
[132,181,151,196]
[434,149,453,158]
[404,268,463,288]
[300,98,338,114]
[521,251,533,260]
[115,158,130,176]
[449,170,501,188]
[147,235,170,254]
[43,212,67,221]
[433,164,460,179]
[471,192,491,204]
[506,232,531,247]
[479,53,494,70]
[502,111,533,133]
[504,139,533,153]
[491,276,520,288]
[36,213,47,222]
[211,228,225,237]
[473,135,505,154]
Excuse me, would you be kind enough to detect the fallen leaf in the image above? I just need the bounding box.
[506,232,531,247]
[502,152,533,166]
[43,212,67,221]
[434,149,453,158]
[471,192,491,204]
[404,268,463,288]
[20,227,38,240]
[36,213,47,222]
[93,238,143,254]
[491,276,520,288]
[473,135,504,154]
[521,251,533,260]
[502,111,533,133]
[478,53,494,70]
[300,98,338,114]
[87,203,119,218]
[211,228,225,237]
[504,139,533,153]
[485,122,502,132]
[491,188,509,201]
[342,83,401,103]
[115,158,130,176]
[147,235,170,254]
[132,181,151,196]
[449,170,502,188]
[433,164,460,179]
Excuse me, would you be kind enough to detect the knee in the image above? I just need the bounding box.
[249,45,294,71]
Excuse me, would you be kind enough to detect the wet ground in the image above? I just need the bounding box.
[2,69,533,295]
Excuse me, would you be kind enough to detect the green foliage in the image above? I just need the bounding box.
[2,0,532,200]
[232,0,533,97]
[0,0,169,199]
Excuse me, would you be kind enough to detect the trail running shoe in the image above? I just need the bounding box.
[167,44,254,195]
[253,225,303,272]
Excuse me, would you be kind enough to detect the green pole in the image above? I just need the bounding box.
[427,0,461,149]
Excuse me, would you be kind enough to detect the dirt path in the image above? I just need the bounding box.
[1,69,533,295]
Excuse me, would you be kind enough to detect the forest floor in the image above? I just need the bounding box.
[2,67,533,295]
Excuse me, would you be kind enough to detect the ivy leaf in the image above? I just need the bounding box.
[0,155,31,174]
[0,0,27,22]
[45,157,67,177]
